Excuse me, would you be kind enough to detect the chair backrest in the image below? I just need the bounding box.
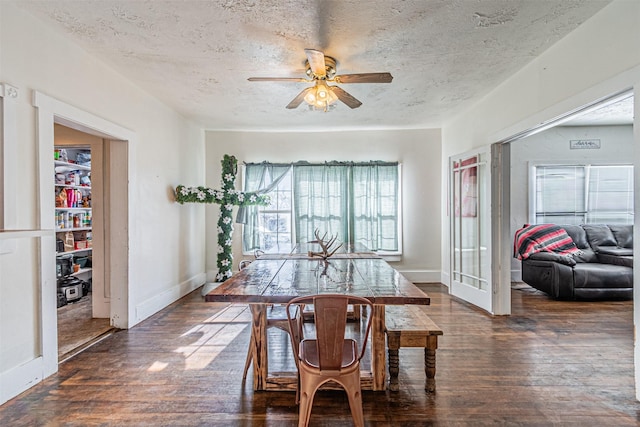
[238,259,252,271]
[286,294,373,370]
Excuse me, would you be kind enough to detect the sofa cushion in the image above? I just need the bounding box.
[598,247,633,257]
[560,225,590,250]
[583,224,617,250]
[610,225,633,249]
[598,253,633,268]
[573,263,633,288]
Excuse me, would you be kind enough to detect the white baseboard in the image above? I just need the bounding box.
[0,357,44,405]
[134,273,206,325]
[398,269,441,284]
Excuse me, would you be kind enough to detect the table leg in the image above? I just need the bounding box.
[425,335,438,392]
[249,304,267,391]
[371,304,386,391]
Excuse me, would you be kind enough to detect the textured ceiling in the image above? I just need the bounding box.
[14,0,618,131]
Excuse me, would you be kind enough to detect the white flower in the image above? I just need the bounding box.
[217,226,223,233]
[237,193,245,202]
[249,194,257,202]
[225,238,232,246]
[224,173,234,182]
[223,217,231,224]
[221,259,230,267]
[216,191,224,200]
[217,245,223,253]
[207,188,215,195]
[225,270,233,278]
[225,203,233,211]
[197,191,205,200]
[180,187,189,196]
[216,273,224,281]
[190,187,199,194]
[227,189,236,195]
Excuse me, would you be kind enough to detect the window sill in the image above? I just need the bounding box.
[377,253,402,262]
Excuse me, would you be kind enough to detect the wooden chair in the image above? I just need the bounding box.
[285,294,373,427]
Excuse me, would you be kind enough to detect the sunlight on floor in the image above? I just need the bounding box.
[154,304,252,371]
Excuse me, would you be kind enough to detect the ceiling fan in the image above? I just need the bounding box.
[248,49,393,111]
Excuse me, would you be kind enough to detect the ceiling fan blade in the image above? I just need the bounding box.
[305,49,326,78]
[286,87,314,109]
[248,77,310,82]
[333,73,393,84]
[331,86,362,109]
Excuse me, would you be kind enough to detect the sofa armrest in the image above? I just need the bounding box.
[522,258,575,299]
[527,252,577,266]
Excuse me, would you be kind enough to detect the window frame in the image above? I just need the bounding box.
[241,163,403,260]
[529,161,634,225]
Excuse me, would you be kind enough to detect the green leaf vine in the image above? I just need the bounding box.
[175,154,269,281]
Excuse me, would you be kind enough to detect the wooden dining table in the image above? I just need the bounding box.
[204,245,430,391]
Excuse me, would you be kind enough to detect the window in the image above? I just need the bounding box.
[242,162,400,254]
[533,164,633,225]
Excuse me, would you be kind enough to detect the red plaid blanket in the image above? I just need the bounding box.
[514,224,581,260]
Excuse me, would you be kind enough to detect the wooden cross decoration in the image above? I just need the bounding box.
[175,154,269,281]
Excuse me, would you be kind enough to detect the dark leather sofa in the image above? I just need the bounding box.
[521,224,633,300]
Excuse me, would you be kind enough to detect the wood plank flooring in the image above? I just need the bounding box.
[1,283,638,426]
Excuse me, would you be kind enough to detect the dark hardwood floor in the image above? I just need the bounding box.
[1,283,638,426]
[57,293,113,362]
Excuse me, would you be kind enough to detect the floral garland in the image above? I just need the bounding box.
[175,154,269,281]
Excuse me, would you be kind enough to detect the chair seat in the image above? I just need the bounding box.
[300,339,358,369]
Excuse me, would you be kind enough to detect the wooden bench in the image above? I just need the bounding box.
[385,305,443,392]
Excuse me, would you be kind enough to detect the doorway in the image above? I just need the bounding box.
[34,91,132,376]
[54,124,113,360]
[505,91,635,290]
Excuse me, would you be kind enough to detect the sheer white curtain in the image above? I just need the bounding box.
[293,163,349,244]
[352,164,399,251]
[240,163,291,251]
[244,161,399,252]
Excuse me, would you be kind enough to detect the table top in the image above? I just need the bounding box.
[205,257,430,306]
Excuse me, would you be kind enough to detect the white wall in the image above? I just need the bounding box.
[510,124,634,280]
[0,3,206,404]
[203,129,442,282]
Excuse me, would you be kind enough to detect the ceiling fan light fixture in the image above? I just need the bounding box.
[317,87,329,101]
[248,49,391,110]
[304,90,316,104]
[306,82,338,111]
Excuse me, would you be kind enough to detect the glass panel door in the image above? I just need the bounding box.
[450,147,492,312]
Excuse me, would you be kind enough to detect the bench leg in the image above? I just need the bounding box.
[424,335,438,393]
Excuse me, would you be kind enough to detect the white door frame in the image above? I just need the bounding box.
[33,92,134,378]
[494,89,635,317]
